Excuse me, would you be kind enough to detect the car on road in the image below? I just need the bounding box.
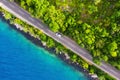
[55,32,62,37]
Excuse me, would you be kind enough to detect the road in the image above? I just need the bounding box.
[0,0,120,80]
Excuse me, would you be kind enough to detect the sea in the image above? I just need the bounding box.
[0,18,88,80]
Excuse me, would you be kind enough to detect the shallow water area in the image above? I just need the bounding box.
[0,18,88,80]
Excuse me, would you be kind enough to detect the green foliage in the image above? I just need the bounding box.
[102,55,108,62]
[93,57,101,65]
[4,11,12,19]
[71,54,77,62]
[46,38,55,48]
[110,52,117,57]
[108,41,117,52]
[2,0,120,79]
[83,62,89,69]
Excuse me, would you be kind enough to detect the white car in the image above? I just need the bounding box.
[55,32,62,37]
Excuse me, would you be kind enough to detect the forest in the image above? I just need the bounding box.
[1,0,120,80]
[15,0,120,70]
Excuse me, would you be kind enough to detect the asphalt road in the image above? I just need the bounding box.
[0,0,120,79]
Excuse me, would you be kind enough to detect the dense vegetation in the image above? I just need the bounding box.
[15,0,120,69]
[1,0,120,79]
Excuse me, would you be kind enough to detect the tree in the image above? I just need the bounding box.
[4,12,12,19]
[110,51,117,57]
[49,22,60,32]
[89,68,94,74]
[95,39,104,49]
[88,5,98,14]
[72,54,77,62]
[94,0,101,5]
[46,38,55,48]
[102,55,108,61]
[92,49,101,57]
[83,62,89,69]
[99,76,106,80]
[108,41,117,52]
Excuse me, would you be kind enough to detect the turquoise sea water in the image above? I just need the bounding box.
[0,19,88,80]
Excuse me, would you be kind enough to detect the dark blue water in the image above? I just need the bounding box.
[0,19,88,80]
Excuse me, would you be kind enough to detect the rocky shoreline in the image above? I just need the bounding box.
[0,12,97,80]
